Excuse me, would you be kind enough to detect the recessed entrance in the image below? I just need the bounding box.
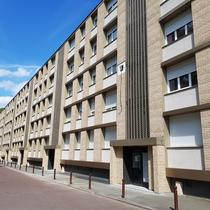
[123,147,148,187]
[48,149,55,170]
[20,151,24,165]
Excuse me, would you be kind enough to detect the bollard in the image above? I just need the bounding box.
[70,172,72,185]
[54,169,56,180]
[25,165,27,172]
[33,165,35,174]
[174,186,179,210]
[15,163,17,169]
[42,167,44,176]
[89,174,92,190]
[11,162,12,167]
[121,179,125,198]
[19,164,21,170]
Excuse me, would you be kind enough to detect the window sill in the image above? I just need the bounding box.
[65,95,72,100]
[103,107,117,113]
[68,47,75,54]
[76,118,82,121]
[77,90,83,93]
[164,85,197,96]
[104,38,117,48]
[103,72,117,80]
[66,71,74,77]
[90,53,96,58]
[64,120,71,124]
[105,6,117,19]
[80,36,85,42]
[162,32,193,49]
[79,63,84,67]
[88,114,95,118]
[89,83,96,87]
[91,26,97,31]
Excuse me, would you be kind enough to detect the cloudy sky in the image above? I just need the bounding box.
[0,0,101,107]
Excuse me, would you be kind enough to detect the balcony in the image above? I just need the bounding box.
[67,48,75,60]
[104,39,117,56]
[88,115,95,127]
[90,27,97,39]
[63,122,71,133]
[101,149,110,162]
[76,119,82,129]
[167,147,203,170]
[61,150,69,160]
[102,109,116,124]
[164,87,199,111]
[90,55,97,65]
[103,73,117,89]
[64,97,72,107]
[160,0,187,17]
[86,149,94,161]
[104,7,117,27]
[162,34,194,61]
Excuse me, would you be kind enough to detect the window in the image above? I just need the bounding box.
[180,74,189,88]
[66,83,73,97]
[68,38,75,51]
[92,14,97,28]
[165,21,193,45]
[90,69,96,85]
[89,98,95,115]
[80,25,86,39]
[191,71,197,86]
[104,126,116,148]
[91,40,97,56]
[63,134,70,150]
[77,103,82,119]
[51,56,56,66]
[48,96,53,106]
[177,25,185,40]
[76,132,81,149]
[67,59,74,74]
[79,49,85,65]
[49,74,54,86]
[105,57,117,76]
[168,71,198,93]
[169,78,178,92]
[47,116,51,127]
[88,130,94,149]
[107,0,117,13]
[78,76,83,91]
[106,25,117,44]
[104,89,117,110]
[65,108,71,122]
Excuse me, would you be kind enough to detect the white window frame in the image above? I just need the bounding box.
[105,57,117,76]
[104,89,117,110]
[106,25,117,44]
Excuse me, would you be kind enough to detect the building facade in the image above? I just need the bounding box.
[0,0,210,197]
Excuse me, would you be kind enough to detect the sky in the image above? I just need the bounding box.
[0,0,101,107]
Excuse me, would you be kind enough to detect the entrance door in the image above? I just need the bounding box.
[123,147,148,187]
[48,149,55,170]
[20,151,24,165]
[131,152,143,184]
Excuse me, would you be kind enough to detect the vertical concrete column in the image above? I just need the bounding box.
[54,147,62,171]
[69,133,76,160]
[110,146,123,184]
[152,146,170,193]
[80,131,88,161]
[94,128,103,162]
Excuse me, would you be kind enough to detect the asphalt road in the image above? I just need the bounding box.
[0,166,142,210]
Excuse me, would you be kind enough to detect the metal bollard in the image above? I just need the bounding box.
[25,165,27,172]
[19,164,21,170]
[121,179,125,198]
[42,167,44,176]
[33,165,35,174]
[174,186,179,210]
[70,172,72,185]
[89,174,92,190]
[54,169,56,180]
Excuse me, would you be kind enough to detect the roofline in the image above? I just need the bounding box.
[2,0,104,110]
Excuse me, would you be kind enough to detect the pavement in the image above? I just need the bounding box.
[1,163,210,210]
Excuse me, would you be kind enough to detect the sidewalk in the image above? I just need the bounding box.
[2,163,210,210]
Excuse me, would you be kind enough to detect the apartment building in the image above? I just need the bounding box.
[0,0,210,197]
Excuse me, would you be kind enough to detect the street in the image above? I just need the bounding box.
[0,166,142,210]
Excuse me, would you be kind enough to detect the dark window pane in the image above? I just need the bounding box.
[187,22,193,34]
[177,26,185,39]
[191,71,198,86]
[180,74,189,88]
[169,78,178,92]
[167,32,175,45]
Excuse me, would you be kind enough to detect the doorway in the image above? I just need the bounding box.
[48,149,55,170]
[123,147,148,187]
[20,150,24,165]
